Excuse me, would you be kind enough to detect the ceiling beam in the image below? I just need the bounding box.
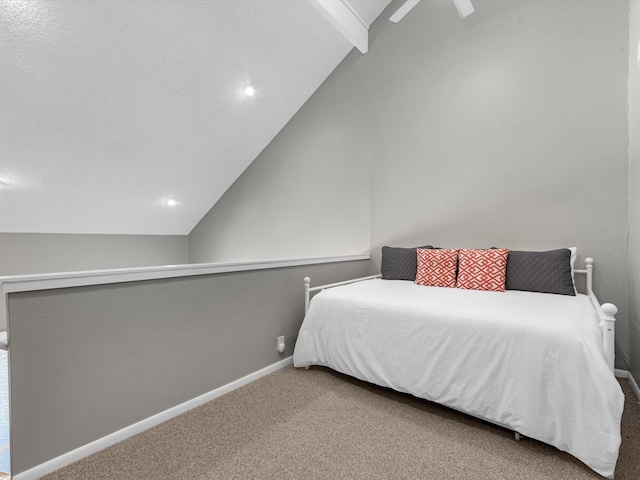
[390,0,475,23]
[389,0,420,23]
[313,0,368,54]
[453,0,475,18]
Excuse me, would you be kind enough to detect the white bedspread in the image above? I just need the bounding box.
[293,279,624,478]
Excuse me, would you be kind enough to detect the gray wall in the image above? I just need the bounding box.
[628,0,640,381]
[0,233,188,276]
[188,65,371,263]
[367,1,630,367]
[7,259,370,474]
[188,1,630,367]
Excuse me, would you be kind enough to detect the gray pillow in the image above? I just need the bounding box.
[381,246,433,281]
[505,249,575,296]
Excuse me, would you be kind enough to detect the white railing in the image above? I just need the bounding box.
[304,274,381,313]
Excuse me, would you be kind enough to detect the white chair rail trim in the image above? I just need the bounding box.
[0,253,370,294]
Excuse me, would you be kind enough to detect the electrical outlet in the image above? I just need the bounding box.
[277,335,285,353]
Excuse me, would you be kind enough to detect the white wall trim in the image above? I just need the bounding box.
[0,253,370,294]
[615,369,640,401]
[11,356,294,480]
[614,368,628,378]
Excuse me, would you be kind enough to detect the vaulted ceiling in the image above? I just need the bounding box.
[0,0,390,235]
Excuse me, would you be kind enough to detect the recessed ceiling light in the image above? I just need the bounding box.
[165,198,178,206]
[243,84,256,97]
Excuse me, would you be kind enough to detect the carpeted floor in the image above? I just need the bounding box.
[42,365,639,480]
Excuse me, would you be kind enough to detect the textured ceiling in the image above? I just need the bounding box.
[0,0,390,235]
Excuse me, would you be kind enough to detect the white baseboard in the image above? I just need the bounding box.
[12,356,293,480]
[614,368,628,378]
[615,368,640,402]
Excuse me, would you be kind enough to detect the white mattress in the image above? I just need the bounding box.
[293,279,624,478]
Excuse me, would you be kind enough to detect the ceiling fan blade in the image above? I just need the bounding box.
[453,0,474,18]
[389,0,420,23]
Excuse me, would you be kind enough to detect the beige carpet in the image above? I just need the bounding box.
[42,365,639,480]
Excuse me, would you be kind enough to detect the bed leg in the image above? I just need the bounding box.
[514,432,521,441]
[304,366,309,370]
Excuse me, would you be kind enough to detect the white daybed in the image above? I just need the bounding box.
[293,258,623,479]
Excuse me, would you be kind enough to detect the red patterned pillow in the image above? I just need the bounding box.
[456,248,509,292]
[415,248,459,288]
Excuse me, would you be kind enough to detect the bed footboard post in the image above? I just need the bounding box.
[601,303,617,374]
[304,277,311,314]
[584,259,616,373]
[585,258,594,292]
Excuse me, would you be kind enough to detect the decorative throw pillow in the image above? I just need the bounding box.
[415,248,459,288]
[456,248,509,292]
[505,249,575,296]
[381,245,433,281]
